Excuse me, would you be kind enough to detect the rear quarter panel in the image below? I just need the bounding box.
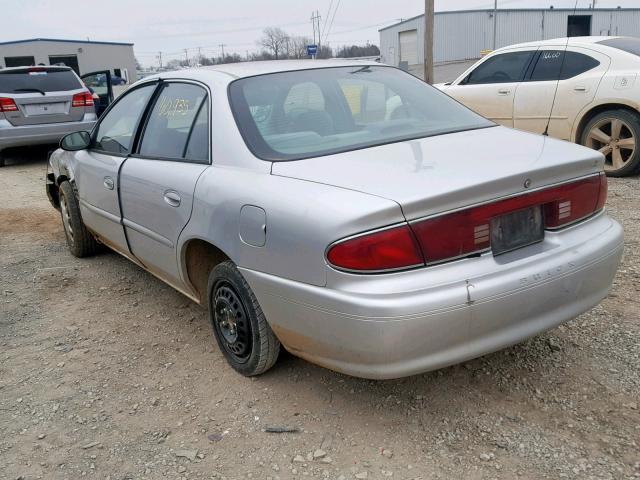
[179,166,405,287]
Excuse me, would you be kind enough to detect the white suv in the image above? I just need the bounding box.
[437,36,640,177]
[0,66,97,167]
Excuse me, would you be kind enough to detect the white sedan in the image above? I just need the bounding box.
[437,36,640,177]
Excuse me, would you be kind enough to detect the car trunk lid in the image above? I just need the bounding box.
[271,126,603,221]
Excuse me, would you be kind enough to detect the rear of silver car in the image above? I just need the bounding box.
[0,66,96,166]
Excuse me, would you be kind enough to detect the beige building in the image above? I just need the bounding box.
[0,38,136,84]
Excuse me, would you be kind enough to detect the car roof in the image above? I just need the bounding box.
[150,59,383,82]
[495,35,624,51]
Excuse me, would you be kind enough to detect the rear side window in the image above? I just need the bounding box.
[93,84,156,155]
[529,51,600,81]
[184,102,209,162]
[138,83,208,161]
[464,51,534,85]
[0,69,82,93]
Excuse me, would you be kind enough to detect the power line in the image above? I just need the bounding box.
[322,0,334,39]
[323,0,341,44]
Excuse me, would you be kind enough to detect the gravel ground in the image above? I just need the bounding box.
[1,150,639,480]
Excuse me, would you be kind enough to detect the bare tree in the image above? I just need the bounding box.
[289,36,312,59]
[259,27,289,60]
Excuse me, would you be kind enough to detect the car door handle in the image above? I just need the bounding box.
[498,89,511,95]
[574,85,587,92]
[163,190,181,207]
[103,177,114,190]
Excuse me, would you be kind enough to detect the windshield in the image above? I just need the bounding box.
[0,69,82,94]
[228,65,494,161]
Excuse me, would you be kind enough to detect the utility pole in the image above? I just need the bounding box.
[184,49,189,66]
[157,51,162,69]
[316,10,322,54]
[493,0,498,51]
[424,0,434,84]
[197,46,202,65]
[219,44,226,60]
[311,10,321,51]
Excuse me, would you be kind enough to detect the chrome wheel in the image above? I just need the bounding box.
[586,117,636,172]
[213,283,252,363]
[59,193,74,243]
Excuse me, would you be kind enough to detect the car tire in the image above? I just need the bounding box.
[58,180,99,258]
[0,151,5,168]
[207,260,280,376]
[581,109,640,177]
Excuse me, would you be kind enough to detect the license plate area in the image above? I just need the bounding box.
[491,206,544,256]
[24,102,67,116]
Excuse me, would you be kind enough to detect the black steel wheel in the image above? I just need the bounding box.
[58,181,99,258]
[207,261,280,376]
[213,283,252,363]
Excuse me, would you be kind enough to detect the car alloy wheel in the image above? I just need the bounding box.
[213,282,252,363]
[586,117,636,173]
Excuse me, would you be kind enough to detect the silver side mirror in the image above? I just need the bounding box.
[60,131,91,151]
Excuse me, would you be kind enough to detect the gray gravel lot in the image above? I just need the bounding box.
[0,151,638,480]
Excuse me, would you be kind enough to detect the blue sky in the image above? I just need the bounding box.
[2,0,638,66]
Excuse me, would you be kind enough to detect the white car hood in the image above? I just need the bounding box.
[271,126,604,220]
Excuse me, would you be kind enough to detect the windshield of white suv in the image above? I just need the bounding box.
[228,65,494,161]
[0,68,82,94]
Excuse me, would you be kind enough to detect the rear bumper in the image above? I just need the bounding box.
[241,214,623,379]
[0,117,96,150]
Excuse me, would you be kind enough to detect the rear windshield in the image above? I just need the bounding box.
[0,69,82,94]
[229,66,493,161]
[597,37,640,57]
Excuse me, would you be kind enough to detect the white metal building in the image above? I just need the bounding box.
[380,8,640,78]
[0,38,136,84]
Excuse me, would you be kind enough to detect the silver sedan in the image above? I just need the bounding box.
[47,61,623,379]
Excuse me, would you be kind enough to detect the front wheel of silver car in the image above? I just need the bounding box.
[58,181,99,258]
[581,109,640,177]
[207,260,280,376]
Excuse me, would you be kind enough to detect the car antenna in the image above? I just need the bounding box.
[543,0,579,137]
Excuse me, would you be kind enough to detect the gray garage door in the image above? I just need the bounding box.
[399,30,418,65]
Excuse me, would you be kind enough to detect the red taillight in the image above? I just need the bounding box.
[0,97,18,112]
[72,91,94,107]
[327,225,424,272]
[543,174,606,228]
[412,173,607,264]
[328,174,607,273]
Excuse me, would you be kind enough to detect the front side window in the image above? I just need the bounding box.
[139,82,208,161]
[93,83,156,155]
[229,66,493,161]
[530,50,600,82]
[464,51,535,85]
